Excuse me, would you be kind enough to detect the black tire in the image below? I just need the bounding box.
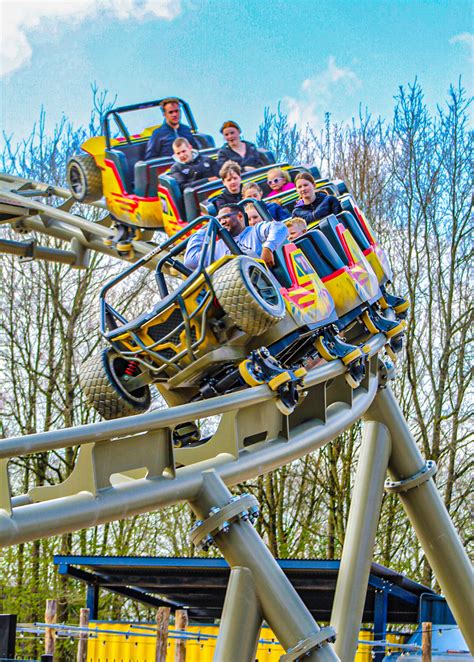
[67,153,103,203]
[211,256,285,336]
[80,349,151,420]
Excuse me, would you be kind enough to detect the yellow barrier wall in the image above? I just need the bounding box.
[87,622,406,661]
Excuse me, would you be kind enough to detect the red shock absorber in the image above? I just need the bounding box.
[124,360,140,376]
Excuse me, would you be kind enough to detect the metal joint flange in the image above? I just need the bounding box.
[378,357,397,388]
[189,493,259,552]
[385,460,437,493]
[280,626,337,661]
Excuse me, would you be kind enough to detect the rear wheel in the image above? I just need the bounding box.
[67,153,103,203]
[80,349,151,420]
[211,256,285,336]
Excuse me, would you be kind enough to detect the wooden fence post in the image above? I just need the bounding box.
[174,610,189,662]
[156,607,170,662]
[44,599,57,658]
[76,607,90,662]
[422,622,432,662]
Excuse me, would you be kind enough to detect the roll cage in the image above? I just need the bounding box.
[102,97,198,149]
[99,200,277,370]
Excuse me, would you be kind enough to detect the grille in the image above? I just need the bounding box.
[148,308,184,344]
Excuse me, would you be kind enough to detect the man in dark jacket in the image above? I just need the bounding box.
[168,138,218,190]
[145,98,198,160]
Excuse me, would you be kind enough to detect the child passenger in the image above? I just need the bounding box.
[212,160,243,210]
[285,217,307,242]
[244,202,263,226]
[241,182,290,223]
[266,168,295,197]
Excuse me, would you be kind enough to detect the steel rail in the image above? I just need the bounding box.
[0,375,379,548]
[0,334,386,461]
[0,173,164,267]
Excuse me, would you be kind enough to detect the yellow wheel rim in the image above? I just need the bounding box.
[362,311,379,335]
[341,347,363,365]
[238,360,263,387]
[268,372,292,391]
[314,336,336,361]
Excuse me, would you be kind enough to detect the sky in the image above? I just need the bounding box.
[0,0,472,147]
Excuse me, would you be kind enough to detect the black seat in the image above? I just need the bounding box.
[315,214,348,264]
[159,174,186,220]
[271,246,292,288]
[295,229,345,278]
[105,149,134,193]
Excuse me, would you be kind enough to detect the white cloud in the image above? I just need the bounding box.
[449,32,474,61]
[0,0,181,79]
[283,56,361,130]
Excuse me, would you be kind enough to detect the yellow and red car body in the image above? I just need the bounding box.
[81,133,165,229]
[98,216,363,397]
[278,243,336,327]
[67,98,215,232]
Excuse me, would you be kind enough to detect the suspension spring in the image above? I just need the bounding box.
[124,360,140,376]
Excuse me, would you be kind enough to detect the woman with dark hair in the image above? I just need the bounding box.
[292,172,342,225]
[217,121,267,172]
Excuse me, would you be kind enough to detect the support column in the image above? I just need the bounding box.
[86,584,98,620]
[373,590,388,662]
[214,567,262,662]
[366,386,474,653]
[331,420,391,662]
[189,471,339,661]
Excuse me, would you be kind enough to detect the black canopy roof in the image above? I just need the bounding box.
[55,555,451,625]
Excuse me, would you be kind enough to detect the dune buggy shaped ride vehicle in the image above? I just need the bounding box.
[66,97,216,248]
[80,198,408,444]
[66,96,281,250]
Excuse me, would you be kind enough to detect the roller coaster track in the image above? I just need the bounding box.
[0,171,472,661]
[0,172,162,268]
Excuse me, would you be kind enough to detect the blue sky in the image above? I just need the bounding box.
[0,0,472,146]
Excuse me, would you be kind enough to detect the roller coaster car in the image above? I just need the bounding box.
[79,206,368,424]
[296,209,408,358]
[66,97,215,232]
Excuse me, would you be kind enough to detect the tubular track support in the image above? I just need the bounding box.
[213,567,262,662]
[364,387,474,654]
[331,420,392,661]
[189,471,338,661]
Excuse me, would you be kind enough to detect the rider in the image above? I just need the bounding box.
[217,121,268,172]
[292,172,342,225]
[168,138,219,190]
[212,160,243,209]
[285,217,307,241]
[241,181,290,223]
[145,98,198,159]
[184,203,288,270]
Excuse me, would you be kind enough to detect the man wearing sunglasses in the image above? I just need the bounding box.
[184,203,288,270]
[145,98,198,160]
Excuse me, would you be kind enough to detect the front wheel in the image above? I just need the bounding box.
[67,153,103,203]
[80,349,151,420]
[211,256,285,336]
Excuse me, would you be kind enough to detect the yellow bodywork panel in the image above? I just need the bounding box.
[341,229,380,300]
[322,268,366,318]
[281,248,336,326]
[364,243,393,285]
[111,256,234,372]
[82,135,165,229]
